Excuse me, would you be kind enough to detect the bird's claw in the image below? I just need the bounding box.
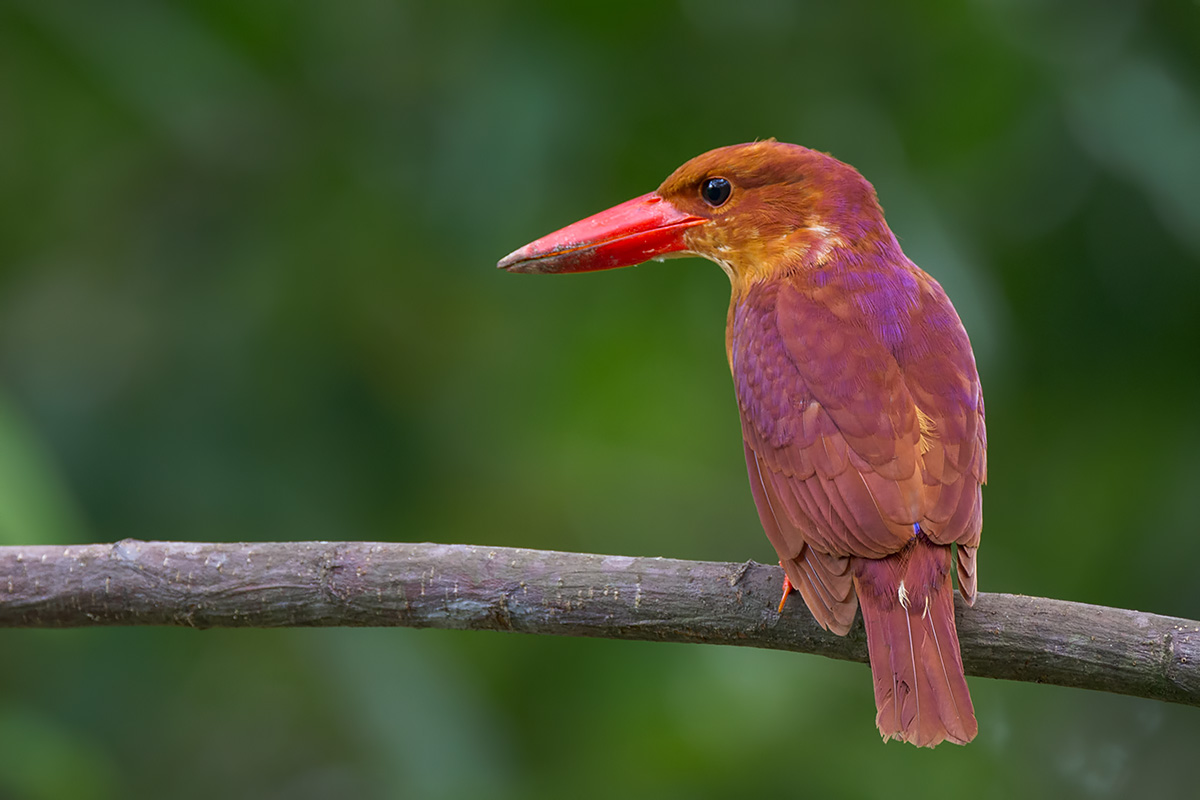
[777,568,793,614]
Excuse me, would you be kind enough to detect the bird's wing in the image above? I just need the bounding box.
[732,279,926,631]
[890,274,987,602]
[742,438,858,634]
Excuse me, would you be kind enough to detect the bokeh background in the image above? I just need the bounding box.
[2,0,1199,797]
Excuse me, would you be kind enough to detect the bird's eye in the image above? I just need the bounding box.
[700,177,732,207]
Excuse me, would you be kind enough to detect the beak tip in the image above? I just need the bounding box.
[498,243,567,274]
[496,247,527,272]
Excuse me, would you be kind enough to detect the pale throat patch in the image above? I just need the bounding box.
[688,219,848,290]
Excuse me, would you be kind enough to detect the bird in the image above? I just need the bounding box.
[497,140,986,747]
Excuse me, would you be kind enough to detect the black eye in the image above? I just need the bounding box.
[700,177,732,207]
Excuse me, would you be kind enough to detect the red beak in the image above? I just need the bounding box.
[497,192,707,274]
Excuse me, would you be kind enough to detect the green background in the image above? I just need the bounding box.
[2,1,1199,797]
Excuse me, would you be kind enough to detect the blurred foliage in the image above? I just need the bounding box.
[1,0,1199,797]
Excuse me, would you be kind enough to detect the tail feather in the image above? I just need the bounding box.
[852,534,977,747]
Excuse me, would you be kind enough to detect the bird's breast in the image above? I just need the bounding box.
[728,281,810,450]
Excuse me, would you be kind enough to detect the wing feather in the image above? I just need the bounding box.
[743,442,858,634]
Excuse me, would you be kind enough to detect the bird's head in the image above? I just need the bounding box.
[498,140,892,293]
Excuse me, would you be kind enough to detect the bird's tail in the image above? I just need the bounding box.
[852,534,977,747]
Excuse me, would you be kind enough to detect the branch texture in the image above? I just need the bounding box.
[1,540,1197,707]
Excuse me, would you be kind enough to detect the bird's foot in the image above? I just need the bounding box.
[777,567,793,614]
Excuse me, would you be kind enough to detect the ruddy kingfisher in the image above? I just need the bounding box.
[498,140,986,747]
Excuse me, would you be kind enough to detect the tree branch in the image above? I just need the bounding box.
[1,540,1196,707]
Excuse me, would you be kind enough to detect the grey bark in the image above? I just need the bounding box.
[1,540,1196,707]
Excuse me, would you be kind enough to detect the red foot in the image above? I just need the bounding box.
[777,568,793,614]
